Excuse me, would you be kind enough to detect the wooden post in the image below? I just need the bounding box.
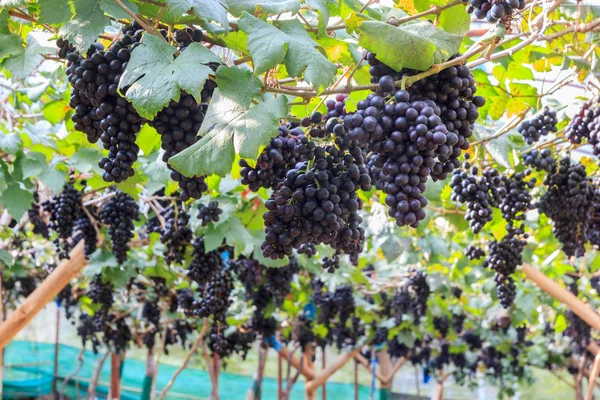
[378,352,392,399]
[279,345,315,379]
[322,349,326,400]
[305,348,361,394]
[110,353,121,400]
[354,359,359,400]
[586,352,600,400]
[523,264,600,331]
[278,344,283,400]
[212,353,221,400]
[354,353,387,382]
[384,356,408,385]
[53,304,60,396]
[0,242,86,349]
[415,365,420,399]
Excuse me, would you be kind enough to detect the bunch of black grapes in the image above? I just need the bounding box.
[465,245,486,260]
[523,149,556,172]
[536,157,599,257]
[565,97,600,153]
[240,123,314,191]
[197,201,223,226]
[483,225,527,308]
[28,191,49,239]
[62,23,145,183]
[188,237,223,286]
[450,156,503,234]
[42,182,82,259]
[408,270,430,324]
[149,92,214,201]
[498,170,535,224]
[98,189,140,264]
[157,201,192,264]
[517,107,558,145]
[465,0,526,23]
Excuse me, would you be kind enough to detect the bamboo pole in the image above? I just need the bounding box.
[354,359,359,400]
[522,264,600,332]
[587,352,600,400]
[305,348,361,394]
[322,349,326,400]
[354,353,387,383]
[110,353,121,400]
[384,355,409,385]
[377,352,392,389]
[279,345,315,379]
[278,343,283,400]
[0,242,86,349]
[53,304,60,396]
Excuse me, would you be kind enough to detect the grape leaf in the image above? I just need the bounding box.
[437,3,470,35]
[305,0,330,37]
[99,0,139,20]
[0,183,33,220]
[119,34,221,119]
[20,152,47,179]
[0,133,22,154]
[59,0,110,52]
[170,88,288,177]
[38,0,73,25]
[225,0,301,16]
[165,0,228,32]
[356,20,462,72]
[0,9,8,34]
[0,33,24,61]
[238,12,336,90]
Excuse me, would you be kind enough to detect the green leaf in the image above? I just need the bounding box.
[356,20,462,72]
[166,0,228,32]
[305,0,330,37]
[39,159,67,193]
[59,0,110,52]
[99,0,139,20]
[43,100,71,124]
[70,148,104,174]
[238,12,336,90]
[0,9,9,34]
[20,152,47,179]
[215,65,262,107]
[38,0,73,25]
[0,183,33,220]
[437,4,470,35]
[473,124,515,168]
[23,121,58,149]
[0,133,22,154]
[554,314,567,333]
[136,124,161,156]
[0,33,23,60]
[169,89,288,177]
[0,249,12,267]
[119,35,221,119]
[225,0,301,17]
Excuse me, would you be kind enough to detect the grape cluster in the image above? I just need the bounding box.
[28,192,49,239]
[498,170,535,224]
[86,274,114,312]
[72,209,98,258]
[196,268,233,322]
[149,93,212,200]
[483,226,527,308]
[98,190,140,264]
[523,149,556,172]
[392,289,411,322]
[64,24,146,183]
[322,252,340,273]
[565,97,600,153]
[42,183,82,259]
[264,258,300,306]
[261,144,367,259]
[465,245,486,260]
[450,157,502,234]
[197,201,223,226]
[565,284,591,355]
[408,270,429,324]
[173,28,203,49]
[517,107,558,145]
[141,300,160,326]
[433,316,450,337]
[188,237,223,286]
[368,53,484,180]
[466,0,526,23]
[158,202,192,264]
[536,157,599,257]
[324,94,349,120]
[239,124,313,191]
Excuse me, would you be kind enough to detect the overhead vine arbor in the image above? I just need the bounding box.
[1,0,600,399]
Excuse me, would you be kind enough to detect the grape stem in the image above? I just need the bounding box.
[470,108,530,146]
[113,0,168,44]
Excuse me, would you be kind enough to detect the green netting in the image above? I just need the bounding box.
[4,341,372,399]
